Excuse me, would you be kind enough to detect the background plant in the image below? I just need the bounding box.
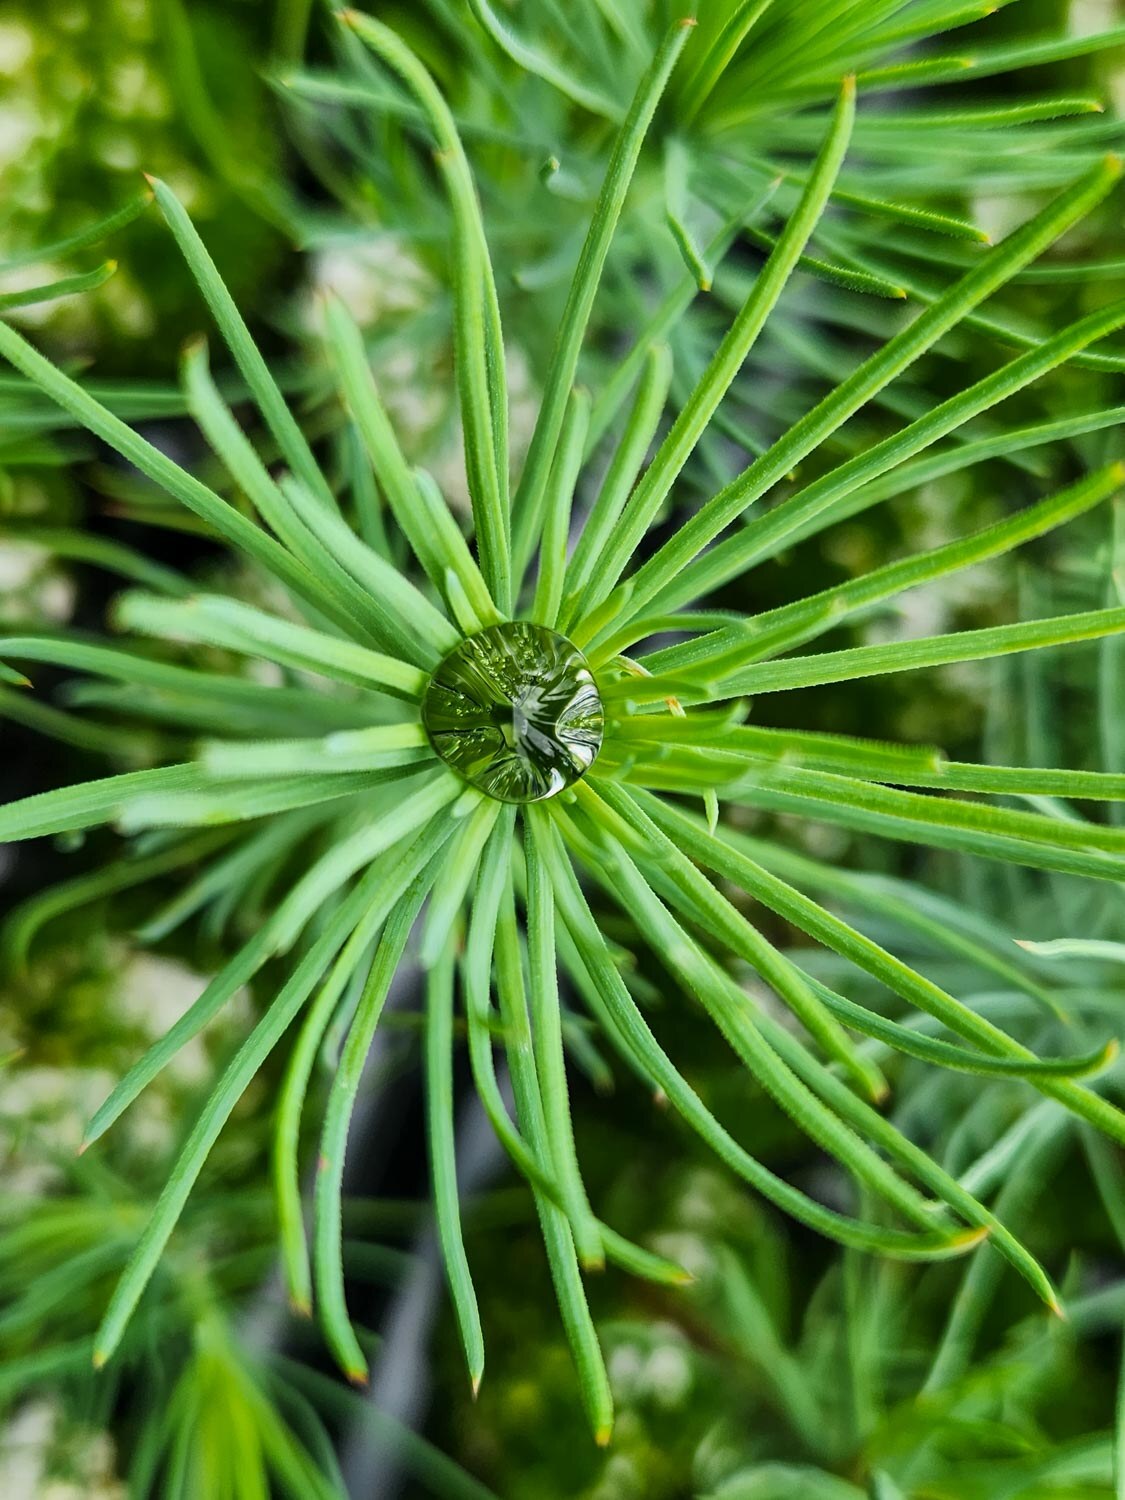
[0,946,496,1500]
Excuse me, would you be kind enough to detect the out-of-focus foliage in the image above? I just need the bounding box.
[0,925,500,1500]
[0,0,287,370]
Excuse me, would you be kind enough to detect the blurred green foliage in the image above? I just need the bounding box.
[0,0,288,371]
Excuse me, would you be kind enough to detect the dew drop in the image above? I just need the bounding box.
[421,622,603,803]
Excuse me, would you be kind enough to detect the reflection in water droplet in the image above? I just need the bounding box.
[421,623,603,803]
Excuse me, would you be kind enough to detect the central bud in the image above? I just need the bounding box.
[422,622,603,803]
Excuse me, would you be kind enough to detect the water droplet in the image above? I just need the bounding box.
[422,623,603,803]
